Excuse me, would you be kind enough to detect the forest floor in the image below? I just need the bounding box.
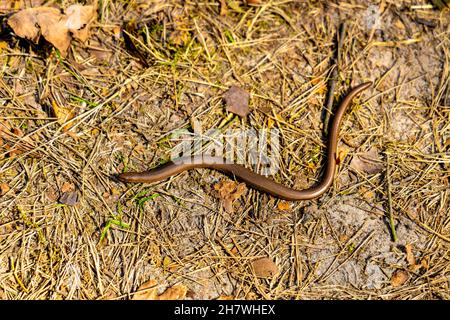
[0,0,449,299]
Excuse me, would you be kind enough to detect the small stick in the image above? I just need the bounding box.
[323,23,346,134]
[385,150,398,242]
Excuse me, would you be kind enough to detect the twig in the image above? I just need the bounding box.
[385,150,398,242]
[323,22,346,134]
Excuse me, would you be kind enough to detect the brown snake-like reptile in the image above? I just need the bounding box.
[118,82,372,200]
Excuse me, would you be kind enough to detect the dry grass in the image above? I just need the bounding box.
[0,0,449,299]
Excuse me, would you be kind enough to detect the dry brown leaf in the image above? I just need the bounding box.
[214,181,247,213]
[65,4,97,42]
[350,147,384,174]
[1,126,33,157]
[394,19,406,31]
[277,201,290,211]
[162,255,177,271]
[223,86,250,117]
[59,191,78,206]
[156,284,187,300]
[0,41,9,53]
[248,0,262,4]
[61,181,75,193]
[405,244,422,272]
[420,257,429,270]
[51,100,77,131]
[90,47,112,62]
[217,295,234,300]
[359,186,375,201]
[405,244,416,267]
[0,182,10,195]
[0,0,44,12]
[252,257,278,278]
[7,3,97,56]
[46,188,58,202]
[391,269,409,287]
[133,280,187,300]
[338,233,350,242]
[336,146,350,165]
[132,279,158,300]
[8,7,70,55]
[219,0,227,15]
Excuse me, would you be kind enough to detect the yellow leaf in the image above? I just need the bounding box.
[162,256,174,271]
[337,146,350,165]
[277,201,290,211]
[306,162,316,170]
[51,100,76,131]
[0,41,8,52]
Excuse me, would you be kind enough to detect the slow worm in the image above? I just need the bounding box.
[119,82,372,200]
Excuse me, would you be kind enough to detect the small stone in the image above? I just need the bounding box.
[223,86,250,117]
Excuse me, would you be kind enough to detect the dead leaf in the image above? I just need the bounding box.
[168,29,190,47]
[7,3,97,57]
[420,257,429,270]
[223,86,250,117]
[217,295,234,300]
[0,41,9,53]
[405,244,416,267]
[0,126,33,157]
[0,0,45,12]
[133,280,187,300]
[11,127,23,137]
[359,186,375,201]
[8,7,70,55]
[248,0,262,4]
[336,146,350,165]
[0,182,10,195]
[350,147,384,174]
[61,182,74,193]
[228,1,244,12]
[89,47,113,62]
[391,269,409,287]
[112,25,121,39]
[65,4,97,42]
[59,191,78,206]
[214,181,247,213]
[51,100,77,131]
[405,244,422,272]
[219,0,227,15]
[133,279,158,300]
[277,201,290,211]
[252,257,278,278]
[445,138,450,148]
[162,255,177,272]
[46,188,58,202]
[156,284,187,300]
